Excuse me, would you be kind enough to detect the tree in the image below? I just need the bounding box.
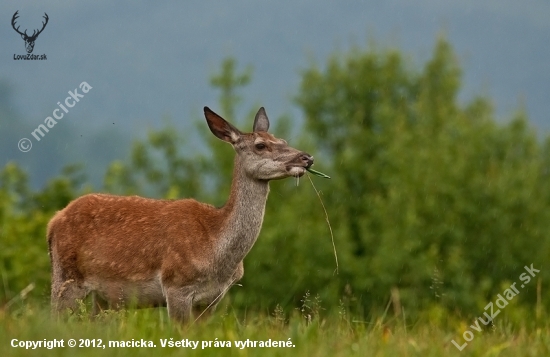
[289,38,548,317]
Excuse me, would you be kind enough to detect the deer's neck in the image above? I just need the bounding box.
[215,156,269,275]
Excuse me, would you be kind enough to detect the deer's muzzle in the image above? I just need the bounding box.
[300,153,314,169]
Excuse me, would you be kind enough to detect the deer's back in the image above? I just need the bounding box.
[47,193,224,282]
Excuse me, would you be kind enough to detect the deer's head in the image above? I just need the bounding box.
[205,107,313,181]
[12,11,49,54]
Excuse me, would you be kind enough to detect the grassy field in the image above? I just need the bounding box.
[1,300,549,357]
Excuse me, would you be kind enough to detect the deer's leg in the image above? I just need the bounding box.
[91,291,109,316]
[51,278,87,315]
[192,299,219,322]
[50,248,87,315]
[191,290,225,322]
[165,287,194,324]
[193,263,245,322]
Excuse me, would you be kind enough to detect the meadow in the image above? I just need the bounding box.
[1,299,549,357]
[0,294,550,356]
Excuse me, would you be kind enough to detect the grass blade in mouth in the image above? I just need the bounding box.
[306,167,331,179]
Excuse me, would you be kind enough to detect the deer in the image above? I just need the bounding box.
[47,106,313,323]
[11,11,49,54]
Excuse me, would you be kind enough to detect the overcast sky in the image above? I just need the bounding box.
[1,0,549,184]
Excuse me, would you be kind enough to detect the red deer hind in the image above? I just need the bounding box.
[47,107,313,323]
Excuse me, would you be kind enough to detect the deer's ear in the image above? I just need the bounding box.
[204,107,241,144]
[253,107,270,132]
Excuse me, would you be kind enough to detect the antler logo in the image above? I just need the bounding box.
[11,11,49,54]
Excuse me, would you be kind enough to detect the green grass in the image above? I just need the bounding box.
[1,300,549,357]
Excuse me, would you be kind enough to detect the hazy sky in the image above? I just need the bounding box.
[1,0,549,184]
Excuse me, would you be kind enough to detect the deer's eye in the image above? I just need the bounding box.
[255,143,266,150]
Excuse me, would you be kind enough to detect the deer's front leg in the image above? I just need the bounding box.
[192,264,245,322]
[165,287,194,324]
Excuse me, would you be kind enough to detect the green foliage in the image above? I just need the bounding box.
[104,122,202,199]
[209,57,253,121]
[1,303,550,357]
[1,40,549,330]
[291,38,548,317]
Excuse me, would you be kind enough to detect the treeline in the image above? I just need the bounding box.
[1,39,548,322]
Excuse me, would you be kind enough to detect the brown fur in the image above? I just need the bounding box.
[47,107,313,323]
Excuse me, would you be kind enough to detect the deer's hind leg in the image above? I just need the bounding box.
[49,247,88,315]
[91,291,110,316]
[51,277,88,315]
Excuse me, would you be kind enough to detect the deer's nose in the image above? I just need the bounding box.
[301,153,314,168]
